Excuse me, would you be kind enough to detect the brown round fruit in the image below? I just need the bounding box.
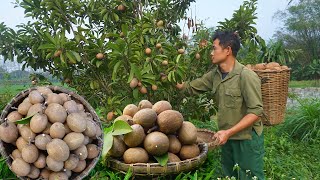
[157,20,164,27]
[156,43,162,49]
[152,100,172,114]
[161,60,168,66]
[18,102,32,116]
[34,153,46,169]
[179,144,200,160]
[46,139,70,161]
[114,115,133,125]
[63,132,85,150]
[16,137,28,151]
[254,63,266,70]
[35,134,52,150]
[64,154,79,170]
[84,119,97,137]
[63,100,79,114]
[45,103,67,123]
[53,50,62,57]
[123,104,139,117]
[11,158,31,176]
[151,84,158,91]
[12,149,22,159]
[138,100,153,110]
[74,145,88,160]
[6,111,23,123]
[117,4,125,11]
[19,125,36,141]
[178,121,197,145]
[40,168,52,179]
[107,111,114,121]
[46,156,63,172]
[178,49,185,54]
[144,131,169,156]
[86,144,100,159]
[157,110,183,134]
[176,82,184,90]
[28,165,40,179]
[27,103,44,117]
[130,78,139,88]
[195,53,201,60]
[37,86,53,96]
[59,93,71,103]
[168,135,182,154]
[29,90,44,104]
[145,48,152,55]
[30,113,48,133]
[0,122,18,143]
[46,93,63,105]
[140,86,148,94]
[22,144,39,163]
[124,124,146,147]
[109,136,126,158]
[50,122,66,139]
[123,147,149,164]
[66,112,87,132]
[132,108,157,129]
[96,52,104,59]
[168,152,181,163]
[49,172,68,180]
[72,160,86,173]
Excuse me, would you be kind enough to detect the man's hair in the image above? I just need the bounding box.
[212,30,241,57]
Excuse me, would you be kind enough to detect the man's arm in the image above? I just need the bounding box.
[214,69,263,145]
[178,70,214,95]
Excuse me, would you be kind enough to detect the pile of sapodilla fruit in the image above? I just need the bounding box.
[0,87,102,180]
[246,62,289,71]
[108,100,200,164]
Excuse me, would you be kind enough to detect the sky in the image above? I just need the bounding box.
[0,0,288,40]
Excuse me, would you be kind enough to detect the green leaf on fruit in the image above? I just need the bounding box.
[15,114,36,124]
[154,153,169,166]
[102,131,113,159]
[112,120,132,136]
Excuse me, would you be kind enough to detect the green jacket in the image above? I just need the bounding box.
[183,60,263,140]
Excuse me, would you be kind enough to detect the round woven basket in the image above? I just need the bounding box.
[106,143,208,176]
[196,129,217,150]
[253,68,291,125]
[0,86,104,180]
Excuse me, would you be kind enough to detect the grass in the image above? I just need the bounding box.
[289,80,320,88]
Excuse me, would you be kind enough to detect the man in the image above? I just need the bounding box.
[178,31,265,179]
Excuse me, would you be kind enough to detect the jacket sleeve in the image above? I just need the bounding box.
[182,70,214,95]
[240,68,264,116]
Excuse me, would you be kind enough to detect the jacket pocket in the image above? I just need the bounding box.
[224,88,241,108]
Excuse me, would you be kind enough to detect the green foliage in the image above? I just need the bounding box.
[154,153,169,167]
[278,98,320,143]
[289,80,320,88]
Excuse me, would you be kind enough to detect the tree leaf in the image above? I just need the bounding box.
[15,114,36,124]
[102,131,113,159]
[66,51,77,64]
[71,51,81,62]
[112,120,132,136]
[154,153,168,166]
[121,24,128,35]
[96,61,103,68]
[38,44,56,50]
[112,61,122,81]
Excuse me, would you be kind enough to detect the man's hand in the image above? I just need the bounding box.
[213,130,231,145]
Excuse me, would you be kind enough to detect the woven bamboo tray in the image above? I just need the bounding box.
[0,86,104,180]
[196,129,217,150]
[106,143,208,176]
[253,69,291,125]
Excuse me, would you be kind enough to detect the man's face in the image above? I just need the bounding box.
[210,39,231,64]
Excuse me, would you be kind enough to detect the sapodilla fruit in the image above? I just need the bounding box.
[179,144,200,160]
[157,20,164,27]
[27,103,44,117]
[50,122,66,139]
[130,78,139,88]
[96,53,104,59]
[34,153,46,169]
[123,104,139,117]
[21,144,39,163]
[145,48,152,55]
[162,60,168,66]
[11,158,31,176]
[72,160,86,173]
[6,111,23,123]
[46,93,63,105]
[123,147,149,164]
[45,103,67,123]
[46,156,63,172]
[29,90,44,104]
[46,139,70,161]
[124,124,146,147]
[42,122,52,134]
[84,119,97,138]
[178,49,185,54]
[19,125,36,141]
[64,154,79,170]
[35,134,52,150]
[18,101,32,116]
[37,86,53,96]
[152,100,172,114]
[168,152,181,162]
[74,145,88,160]
[168,135,182,154]
[132,108,157,129]
[117,4,125,11]
[156,43,162,49]
[254,63,266,70]
[114,115,133,125]
[195,53,201,60]
[107,111,114,121]
[144,131,169,156]
[63,132,85,150]
[16,137,28,152]
[63,100,79,114]
[86,144,100,159]
[49,172,68,180]
[178,121,197,145]
[151,85,158,91]
[140,86,148,94]
[138,100,153,110]
[59,93,71,103]
[109,136,126,158]
[0,122,18,143]
[66,112,87,132]
[12,149,22,159]
[30,113,48,133]
[157,110,183,134]
[28,165,40,179]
